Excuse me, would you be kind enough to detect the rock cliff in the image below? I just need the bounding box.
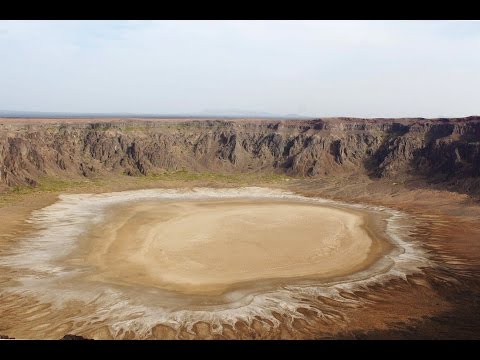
[0,117,479,195]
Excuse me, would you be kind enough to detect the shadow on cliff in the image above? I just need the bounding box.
[363,123,480,199]
[362,123,409,178]
[405,125,480,199]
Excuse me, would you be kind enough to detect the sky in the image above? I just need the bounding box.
[0,20,479,118]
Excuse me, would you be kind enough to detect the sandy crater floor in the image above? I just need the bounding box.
[2,187,424,339]
[77,200,381,295]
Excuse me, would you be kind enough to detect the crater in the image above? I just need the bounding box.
[0,187,426,339]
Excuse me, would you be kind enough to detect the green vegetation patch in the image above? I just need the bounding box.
[0,177,102,205]
[143,169,290,184]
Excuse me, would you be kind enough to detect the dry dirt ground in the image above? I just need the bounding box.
[0,173,479,339]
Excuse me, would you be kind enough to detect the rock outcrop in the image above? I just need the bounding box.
[0,117,479,195]
[60,334,93,340]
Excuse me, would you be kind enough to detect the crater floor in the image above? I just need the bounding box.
[0,187,443,339]
[77,199,386,295]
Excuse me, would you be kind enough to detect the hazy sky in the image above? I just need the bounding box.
[0,20,479,117]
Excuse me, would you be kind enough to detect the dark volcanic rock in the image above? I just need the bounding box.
[60,334,93,340]
[0,117,479,196]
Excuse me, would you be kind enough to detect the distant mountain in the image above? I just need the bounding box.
[199,109,313,118]
[199,109,276,117]
[198,109,313,119]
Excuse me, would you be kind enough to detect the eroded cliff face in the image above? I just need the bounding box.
[0,117,479,195]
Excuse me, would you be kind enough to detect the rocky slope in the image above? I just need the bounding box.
[0,117,479,196]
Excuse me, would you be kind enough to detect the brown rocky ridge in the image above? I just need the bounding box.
[0,116,479,197]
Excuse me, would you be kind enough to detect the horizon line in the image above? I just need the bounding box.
[0,110,479,121]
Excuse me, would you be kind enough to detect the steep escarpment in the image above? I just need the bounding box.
[0,117,479,195]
